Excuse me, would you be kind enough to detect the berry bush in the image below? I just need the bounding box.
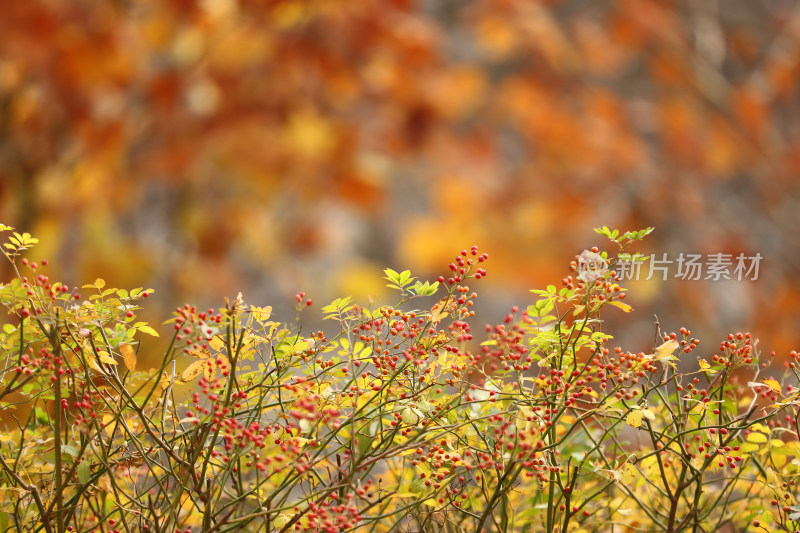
[1,223,799,533]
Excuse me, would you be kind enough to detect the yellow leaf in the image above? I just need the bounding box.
[249,305,273,321]
[273,514,290,528]
[626,410,643,428]
[86,353,104,373]
[611,463,637,485]
[181,360,205,382]
[120,344,137,372]
[430,297,455,323]
[738,442,760,454]
[136,325,159,337]
[98,352,117,365]
[102,414,116,437]
[698,359,718,374]
[208,336,225,352]
[607,300,632,313]
[83,278,105,290]
[763,379,781,393]
[772,450,788,469]
[746,432,768,444]
[654,339,679,360]
[419,331,448,350]
[189,348,212,360]
[642,408,655,421]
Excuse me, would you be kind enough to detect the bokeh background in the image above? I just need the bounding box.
[1,0,799,360]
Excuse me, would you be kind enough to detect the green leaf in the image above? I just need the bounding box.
[321,296,354,319]
[409,478,427,494]
[34,407,50,425]
[412,280,439,296]
[77,460,91,485]
[62,445,80,458]
[383,268,400,283]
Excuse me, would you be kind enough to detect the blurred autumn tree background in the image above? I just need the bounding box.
[1,0,799,361]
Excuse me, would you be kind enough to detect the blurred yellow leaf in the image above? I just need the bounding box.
[763,379,781,393]
[102,414,116,437]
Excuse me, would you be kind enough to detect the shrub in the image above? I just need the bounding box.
[0,223,798,533]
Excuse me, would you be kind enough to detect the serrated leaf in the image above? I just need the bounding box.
[120,344,137,372]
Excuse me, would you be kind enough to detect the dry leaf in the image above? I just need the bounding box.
[181,360,205,382]
[202,358,217,381]
[189,347,212,359]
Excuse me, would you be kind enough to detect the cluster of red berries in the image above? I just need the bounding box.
[716,331,752,366]
[173,304,225,352]
[437,246,487,285]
